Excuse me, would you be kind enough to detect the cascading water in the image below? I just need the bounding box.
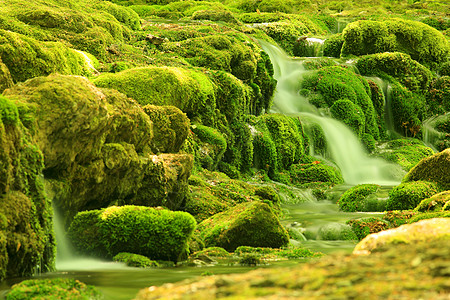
[260,41,403,185]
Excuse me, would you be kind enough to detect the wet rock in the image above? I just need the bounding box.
[353,218,450,255]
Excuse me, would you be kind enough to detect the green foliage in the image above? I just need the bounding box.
[289,162,343,185]
[338,184,380,212]
[196,201,289,251]
[330,99,365,138]
[302,66,380,139]
[415,191,450,212]
[387,181,440,210]
[113,252,159,268]
[68,206,196,262]
[347,217,390,240]
[323,33,343,57]
[6,278,102,300]
[341,18,449,69]
[427,76,450,116]
[356,52,433,93]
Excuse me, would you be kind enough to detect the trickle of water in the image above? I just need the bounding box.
[260,41,403,185]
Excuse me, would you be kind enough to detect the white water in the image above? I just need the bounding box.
[260,41,403,185]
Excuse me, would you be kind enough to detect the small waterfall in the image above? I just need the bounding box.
[260,41,402,185]
[423,114,447,152]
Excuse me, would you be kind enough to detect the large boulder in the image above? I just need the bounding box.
[196,201,289,251]
[68,206,196,262]
[403,148,450,190]
[353,218,450,255]
[4,74,193,221]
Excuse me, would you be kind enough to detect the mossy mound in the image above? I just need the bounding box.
[330,99,365,138]
[386,181,440,211]
[142,105,190,153]
[196,202,289,251]
[356,52,432,93]
[302,66,380,140]
[347,217,390,240]
[234,246,321,260]
[341,18,449,69]
[317,223,357,240]
[323,33,343,57]
[338,184,381,212]
[426,76,450,117]
[353,218,450,255]
[0,95,54,279]
[289,162,343,186]
[113,252,159,268]
[374,139,434,171]
[68,206,196,262]
[5,74,193,221]
[94,66,216,123]
[403,148,450,190]
[0,29,89,85]
[415,191,450,212]
[6,278,102,300]
[135,238,450,299]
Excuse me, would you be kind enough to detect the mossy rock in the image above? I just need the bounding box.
[94,66,216,123]
[301,66,379,139]
[387,181,440,211]
[196,201,289,251]
[0,59,13,93]
[353,218,450,255]
[191,247,231,259]
[414,191,450,212]
[318,223,358,241]
[6,278,102,300]
[113,252,159,268]
[68,205,196,262]
[330,99,365,138]
[289,162,343,185]
[356,52,432,93]
[323,33,343,57]
[408,211,450,223]
[142,105,190,153]
[347,217,390,240]
[338,184,381,212]
[192,9,240,24]
[426,76,450,117]
[341,18,449,69]
[403,148,450,190]
[191,124,227,170]
[374,139,434,171]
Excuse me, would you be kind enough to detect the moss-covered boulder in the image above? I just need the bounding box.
[353,218,450,255]
[0,95,54,279]
[289,162,343,186]
[426,76,450,116]
[302,66,380,140]
[330,99,365,138]
[4,74,193,221]
[323,33,344,57]
[113,252,159,268]
[387,181,440,211]
[373,139,434,171]
[142,105,190,153]
[196,202,289,251]
[347,217,390,240]
[68,206,196,262]
[338,184,382,212]
[415,191,450,212]
[403,148,450,190]
[341,18,449,69]
[6,278,102,299]
[0,59,13,93]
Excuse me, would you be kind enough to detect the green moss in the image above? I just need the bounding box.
[0,30,88,83]
[93,1,141,30]
[341,18,449,69]
[347,217,390,240]
[383,210,418,228]
[234,245,321,259]
[113,252,159,268]
[289,162,343,185]
[191,247,231,258]
[318,223,358,240]
[415,191,450,212]
[192,9,240,24]
[323,33,343,57]
[387,181,440,211]
[338,184,380,212]
[330,99,365,138]
[0,95,19,125]
[68,206,196,262]
[408,211,450,223]
[191,124,227,170]
[403,148,450,190]
[6,278,102,300]
[302,66,380,139]
[427,76,450,116]
[357,52,432,93]
[196,201,289,251]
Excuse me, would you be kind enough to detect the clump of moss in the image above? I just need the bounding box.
[341,18,449,69]
[408,211,450,223]
[318,223,358,240]
[234,246,321,259]
[196,201,289,251]
[415,191,450,212]
[347,217,390,240]
[68,206,196,262]
[356,52,433,93]
[289,162,343,186]
[302,66,380,139]
[191,247,231,259]
[192,9,240,24]
[338,184,381,212]
[323,33,343,57]
[6,278,102,300]
[426,76,450,116]
[387,181,440,211]
[330,99,365,138]
[113,252,159,268]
